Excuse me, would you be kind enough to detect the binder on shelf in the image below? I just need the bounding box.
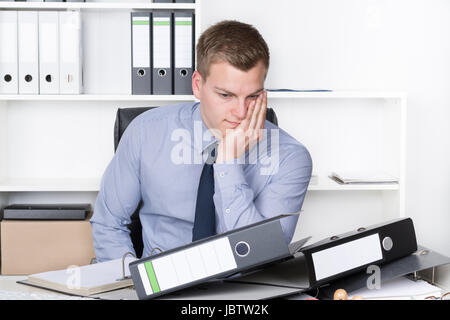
[38,11,60,95]
[59,10,82,94]
[173,10,194,95]
[129,214,304,300]
[18,10,39,94]
[152,0,173,3]
[299,218,418,288]
[174,0,196,3]
[0,10,18,94]
[131,12,152,95]
[152,10,172,95]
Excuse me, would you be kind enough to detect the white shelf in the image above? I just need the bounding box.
[0,176,399,192]
[0,94,197,102]
[0,91,406,102]
[307,176,399,191]
[0,2,196,10]
[0,178,101,192]
[266,91,406,99]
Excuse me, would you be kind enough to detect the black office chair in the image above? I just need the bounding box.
[114,106,278,258]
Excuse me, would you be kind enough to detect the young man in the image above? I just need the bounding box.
[91,20,312,262]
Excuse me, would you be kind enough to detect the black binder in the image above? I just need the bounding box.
[131,12,152,95]
[299,218,417,287]
[173,10,195,95]
[129,214,308,300]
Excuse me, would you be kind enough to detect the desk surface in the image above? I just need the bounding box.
[0,275,305,300]
[0,275,446,300]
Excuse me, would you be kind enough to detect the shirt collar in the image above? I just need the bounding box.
[191,102,219,155]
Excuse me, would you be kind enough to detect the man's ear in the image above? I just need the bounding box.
[192,70,203,100]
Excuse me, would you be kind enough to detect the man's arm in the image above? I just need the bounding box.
[213,90,312,242]
[90,117,143,262]
[213,146,312,243]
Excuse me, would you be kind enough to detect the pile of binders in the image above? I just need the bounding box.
[131,10,195,95]
[0,10,83,95]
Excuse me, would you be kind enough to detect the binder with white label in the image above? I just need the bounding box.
[152,10,172,95]
[38,11,60,95]
[130,214,297,300]
[59,11,82,94]
[0,10,18,94]
[18,11,39,94]
[131,12,151,95]
[299,217,418,287]
[173,10,194,95]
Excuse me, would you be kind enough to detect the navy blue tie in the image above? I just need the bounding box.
[192,145,217,241]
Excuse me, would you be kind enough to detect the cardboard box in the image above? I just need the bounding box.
[1,217,96,275]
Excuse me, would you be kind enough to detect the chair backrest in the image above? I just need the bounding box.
[113,106,279,258]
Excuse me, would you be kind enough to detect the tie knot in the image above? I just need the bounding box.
[205,143,218,165]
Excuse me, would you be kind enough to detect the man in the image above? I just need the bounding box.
[91,20,312,262]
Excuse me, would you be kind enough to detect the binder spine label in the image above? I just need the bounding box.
[1,21,16,63]
[153,17,171,69]
[312,233,383,281]
[175,17,192,68]
[132,17,150,68]
[137,237,237,296]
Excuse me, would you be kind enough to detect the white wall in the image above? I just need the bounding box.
[200,0,450,288]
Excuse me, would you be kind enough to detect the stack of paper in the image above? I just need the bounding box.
[329,171,399,184]
[348,276,443,300]
[21,257,136,297]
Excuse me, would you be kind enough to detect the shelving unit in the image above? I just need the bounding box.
[0,1,406,248]
[0,1,196,10]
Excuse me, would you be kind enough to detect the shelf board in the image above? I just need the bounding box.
[0,91,406,102]
[0,176,399,192]
[0,94,197,102]
[0,178,101,192]
[0,2,196,10]
[266,91,406,100]
[307,176,400,191]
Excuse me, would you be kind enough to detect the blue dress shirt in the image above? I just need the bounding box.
[91,102,312,262]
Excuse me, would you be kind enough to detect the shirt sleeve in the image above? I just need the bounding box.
[213,145,312,244]
[90,117,143,262]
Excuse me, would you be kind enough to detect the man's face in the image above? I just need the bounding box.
[192,60,267,138]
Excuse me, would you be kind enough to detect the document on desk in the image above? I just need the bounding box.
[18,257,136,297]
[348,276,443,300]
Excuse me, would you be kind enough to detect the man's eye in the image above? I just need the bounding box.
[220,93,229,98]
[249,95,258,99]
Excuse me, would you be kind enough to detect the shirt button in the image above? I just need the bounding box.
[225,208,231,214]
[219,172,226,178]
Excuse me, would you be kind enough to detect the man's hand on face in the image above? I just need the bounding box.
[216,91,267,163]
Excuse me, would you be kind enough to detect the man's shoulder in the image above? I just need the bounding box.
[264,120,312,167]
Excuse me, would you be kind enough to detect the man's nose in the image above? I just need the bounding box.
[231,99,248,120]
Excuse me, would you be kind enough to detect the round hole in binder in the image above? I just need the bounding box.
[4,74,12,82]
[357,227,366,232]
[158,69,166,77]
[235,241,250,257]
[46,75,52,83]
[25,75,33,82]
[137,69,146,77]
[180,69,188,77]
[330,236,339,241]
